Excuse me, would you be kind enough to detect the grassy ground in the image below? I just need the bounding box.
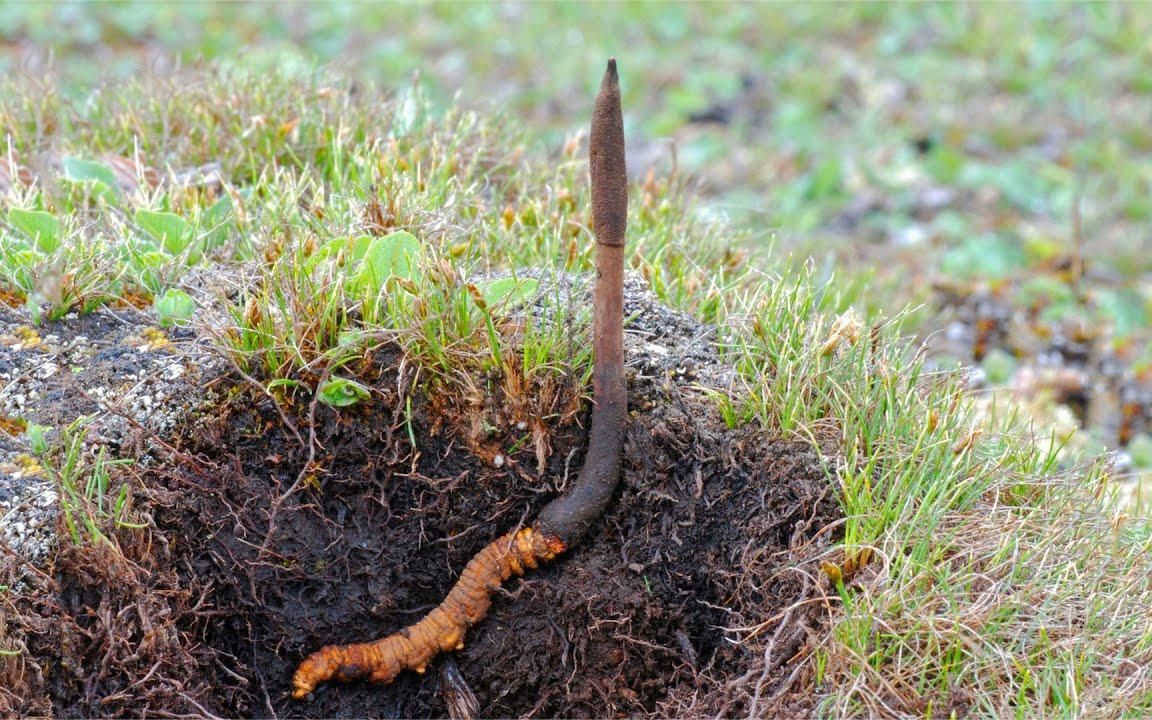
[7,1,1152,480]
[3,2,1152,717]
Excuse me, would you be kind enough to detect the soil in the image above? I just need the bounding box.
[1,280,842,718]
[0,300,225,569]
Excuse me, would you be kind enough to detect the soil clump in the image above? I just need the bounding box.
[3,281,841,717]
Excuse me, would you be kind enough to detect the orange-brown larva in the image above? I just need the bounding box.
[291,527,566,700]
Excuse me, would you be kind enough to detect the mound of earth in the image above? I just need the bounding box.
[2,278,841,718]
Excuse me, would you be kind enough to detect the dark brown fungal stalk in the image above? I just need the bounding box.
[292,58,628,700]
[534,57,628,544]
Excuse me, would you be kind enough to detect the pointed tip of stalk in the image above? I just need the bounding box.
[590,56,627,249]
[602,58,618,89]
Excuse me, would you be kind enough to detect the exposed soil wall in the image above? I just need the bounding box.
[3,282,842,718]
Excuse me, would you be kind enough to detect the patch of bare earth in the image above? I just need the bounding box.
[2,282,842,718]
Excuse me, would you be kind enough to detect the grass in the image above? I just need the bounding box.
[12,3,1152,274]
[3,7,1152,717]
[717,266,1152,714]
[11,3,1152,471]
[33,418,141,547]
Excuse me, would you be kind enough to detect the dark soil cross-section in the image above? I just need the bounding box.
[4,278,842,718]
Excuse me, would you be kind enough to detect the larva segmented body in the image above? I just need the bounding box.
[291,527,566,699]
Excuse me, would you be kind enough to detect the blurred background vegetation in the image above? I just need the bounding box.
[4,0,1152,471]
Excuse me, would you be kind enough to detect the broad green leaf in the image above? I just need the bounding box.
[477,277,540,309]
[131,250,169,269]
[135,209,195,257]
[305,235,373,274]
[153,288,196,327]
[205,193,232,223]
[1016,276,1075,312]
[924,144,967,185]
[316,377,371,408]
[352,231,422,297]
[1127,434,1152,469]
[981,348,1017,386]
[62,157,119,197]
[7,208,60,253]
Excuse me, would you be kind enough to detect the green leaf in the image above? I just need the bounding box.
[306,235,373,273]
[201,194,234,251]
[477,277,540,309]
[7,208,60,253]
[1016,276,1075,312]
[126,249,172,295]
[135,210,196,257]
[352,231,422,297]
[981,348,1018,386]
[205,193,232,222]
[336,329,369,349]
[62,157,119,197]
[266,378,309,394]
[804,157,844,202]
[131,250,169,270]
[153,288,196,327]
[924,144,967,185]
[1127,434,1152,469]
[316,377,371,408]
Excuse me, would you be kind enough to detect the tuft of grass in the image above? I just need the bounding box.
[711,262,1152,715]
[35,419,143,548]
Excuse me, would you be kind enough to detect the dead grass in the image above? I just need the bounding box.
[817,469,1152,716]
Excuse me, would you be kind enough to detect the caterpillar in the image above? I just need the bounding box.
[291,527,567,700]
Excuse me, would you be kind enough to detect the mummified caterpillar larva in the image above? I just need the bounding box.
[291,527,566,700]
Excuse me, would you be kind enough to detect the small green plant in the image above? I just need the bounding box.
[37,418,143,547]
[127,199,237,294]
[982,347,1017,385]
[223,223,564,413]
[2,207,62,298]
[316,376,371,407]
[136,209,199,261]
[153,288,196,327]
[23,422,51,456]
[61,156,120,202]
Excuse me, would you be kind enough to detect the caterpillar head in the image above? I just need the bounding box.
[292,645,344,700]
